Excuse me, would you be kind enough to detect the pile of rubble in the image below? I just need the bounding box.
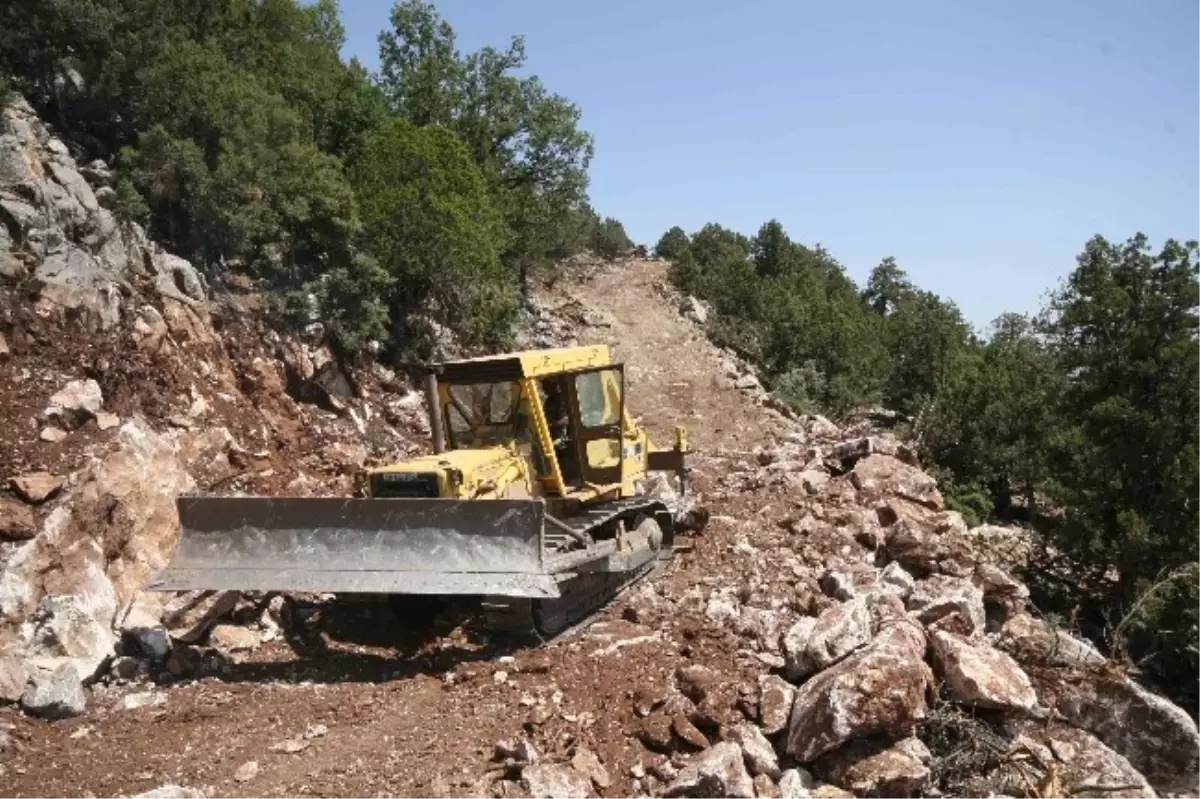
[476,417,1199,799]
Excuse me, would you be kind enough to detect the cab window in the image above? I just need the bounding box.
[574,370,620,428]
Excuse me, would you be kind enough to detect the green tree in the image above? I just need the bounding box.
[377,0,594,292]
[881,289,975,417]
[1043,234,1198,699]
[919,312,1063,517]
[750,219,794,278]
[863,256,914,316]
[590,217,632,260]
[654,226,689,261]
[350,117,515,351]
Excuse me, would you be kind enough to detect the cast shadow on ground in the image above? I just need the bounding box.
[190,594,538,687]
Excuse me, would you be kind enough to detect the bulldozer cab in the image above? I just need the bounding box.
[432,346,627,498]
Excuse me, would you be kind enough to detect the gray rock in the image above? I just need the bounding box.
[47,161,99,213]
[570,746,611,789]
[118,593,166,649]
[521,763,593,799]
[151,250,206,302]
[34,245,123,329]
[777,768,820,799]
[20,663,86,719]
[786,621,932,763]
[929,630,1037,711]
[0,190,44,233]
[905,574,986,637]
[163,591,239,643]
[724,722,781,779]
[851,454,943,510]
[0,133,36,184]
[45,377,103,425]
[80,159,113,187]
[664,741,755,798]
[0,656,29,702]
[758,674,796,736]
[783,596,873,681]
[996,612,1106,669]
[1006,720,1156,799]
[1049,674,1199,795]
[813,737,931,798]
[25,593,119,682]
[878,562,915,599]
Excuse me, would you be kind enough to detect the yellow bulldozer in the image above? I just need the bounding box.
[148,344,692,636]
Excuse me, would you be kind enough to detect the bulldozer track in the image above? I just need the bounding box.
[478,498,676,639]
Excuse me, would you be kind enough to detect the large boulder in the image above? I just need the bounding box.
[723,723,781,779]
[664,741,755,798]
[1040,673,1199,795]
[1005,720,1156,799]
[929,630,1038,711]
[813,737,931,798]
[851,455,942,510]
[19,662,86,720]
[758,674,796,735]
[883,516,977,578]
[782,596,873,681]
[998,613,1197,794]
[786,621,932,763]
[995,613,1105,669]
[20,593,117,682]
[0,418,194,681]
[33,244,123,330]
[905,575,986,637]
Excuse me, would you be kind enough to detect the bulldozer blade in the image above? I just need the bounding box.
[147,496,562,598]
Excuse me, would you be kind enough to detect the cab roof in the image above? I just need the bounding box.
[434,345,612,383]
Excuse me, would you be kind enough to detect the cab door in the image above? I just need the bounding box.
[568,365,625,488]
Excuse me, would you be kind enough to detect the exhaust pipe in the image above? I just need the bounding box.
[425,368,445,454]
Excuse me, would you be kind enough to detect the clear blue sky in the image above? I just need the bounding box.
[338,0,1199,331]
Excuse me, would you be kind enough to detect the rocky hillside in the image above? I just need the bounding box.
[1,97,1198,799]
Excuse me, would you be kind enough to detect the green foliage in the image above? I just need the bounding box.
[351,117,516,350]
[659,220,885,415]
[654,226,688,261]
[590,217,632,261]
[1040,234,1199,702]
[377,0,596,291]
[0,0,630,354]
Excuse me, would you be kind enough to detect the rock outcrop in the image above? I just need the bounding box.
[0,93,434,714]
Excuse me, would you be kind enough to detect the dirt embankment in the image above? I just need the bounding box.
[1,94,1197,799]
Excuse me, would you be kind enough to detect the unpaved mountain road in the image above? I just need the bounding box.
[0,258,795,798]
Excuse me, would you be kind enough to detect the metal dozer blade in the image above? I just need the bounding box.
[148,496,563,599]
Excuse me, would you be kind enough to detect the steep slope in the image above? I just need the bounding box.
[1,96,1197,799]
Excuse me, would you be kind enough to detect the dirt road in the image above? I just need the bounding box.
[1,259,795,798]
